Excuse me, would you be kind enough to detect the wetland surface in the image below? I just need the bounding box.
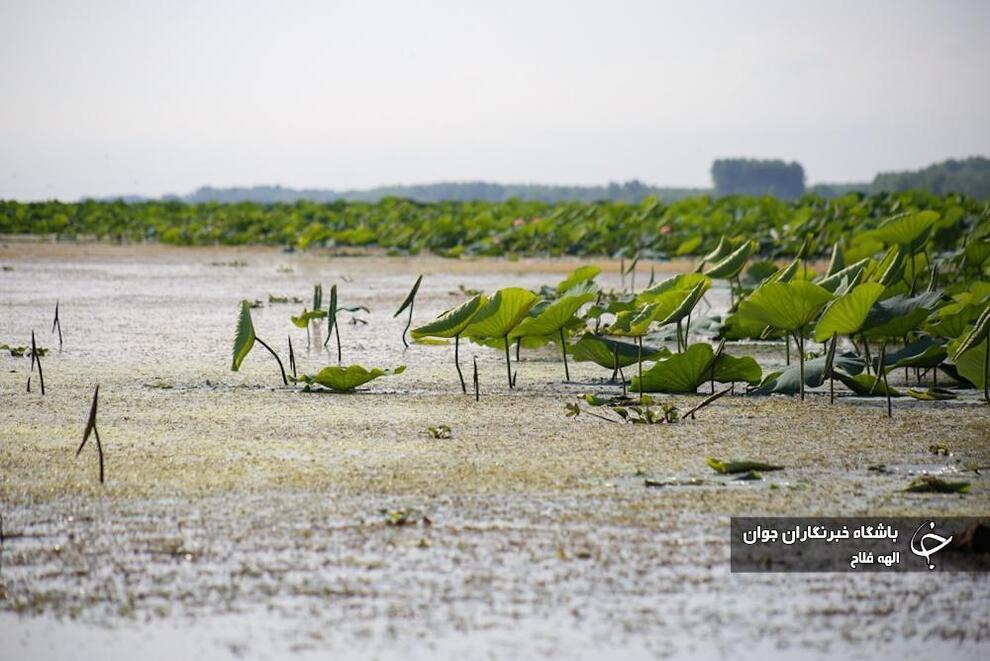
[1,242,987,659]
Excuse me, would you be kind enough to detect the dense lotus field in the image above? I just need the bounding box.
[1,191,987,262]
[226,201,989,421]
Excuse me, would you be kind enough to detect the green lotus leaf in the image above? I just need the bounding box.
[743,260,780,284]
[706,457,783,474]
[704,240,754,280]
[702,235,733,263]
[861,291,941,339]
[816,258,869,292]
[637,272,711,303]
[312,283,323,311]
[719,303,781,340]
[825,242,845,277]
[556,265,601,294]
[953,342,986,389]
[766,258,800,284]
[464,287,539,339]
[290,309,327,328]
[231,300,256,371]
[567,333,669,369]
[675,235,703,256]
[871,211,938,249]
[743,281,833,333]
[833,372,902,397]
[964,241,990,268]
[904,476,970,494]
[296,364,406,391]
[906,387,956,401]
[631,342,723,393]
[751,352,864,396]
[712,352,762,385]
[328,284,339,330]
[393,274,423,318]
[511,288,596,339]
[814,283,886,342]
[877,336,947,372]
[952,303,990,360]
[412,294,488,339]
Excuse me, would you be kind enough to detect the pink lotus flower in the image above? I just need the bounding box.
[660,225,672,235]
[512,218,525,228]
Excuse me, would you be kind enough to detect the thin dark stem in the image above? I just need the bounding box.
[611,344,619,382]
[473,355,479,402]
[503,336,513,389]
[32,331,45,395]
[785,333,790,366]
[794,330,805,401]
[861,335,873,376]
[288,335,297,380]
[254,337,288,385]
[515,337,521,362]
[676,320,683,353]
[559,328,570,382]
[401,301,414,349]
[333,319,342,364]
[52,300,63,349]
[879,343,892,417]
[94,427,105,484]
[637,336,643,403]
[828,333,837,405]
[455,334,466,394]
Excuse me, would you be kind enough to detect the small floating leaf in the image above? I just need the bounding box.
[706,457,783,474]
[904,476,970,494]
[231,301,256,371]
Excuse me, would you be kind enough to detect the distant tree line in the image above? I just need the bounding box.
[872,157,990,199]
[176,180,708,205]
[94,156,988,205]
[711,158,806,199]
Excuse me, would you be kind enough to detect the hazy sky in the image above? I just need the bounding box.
[2,0,989,200]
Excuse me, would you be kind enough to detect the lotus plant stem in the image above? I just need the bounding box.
[503,336,513,389]
[878,343,892,417]
[30,330,45,395]
[473,355,479,402]
[52,300,62,349]
[559,328,570,382]
[861,335,873,375]
[515,338,521,362]
[254,337,288,385]
[676,320,683,353]
[611,344,619,382]
[288,335,297,380]
[401,299,414,349]
[785,334,790,366]
[455,334,467,394]
[828,333,837,405]
[793,330,805,401]
[76,385,104,484]
[636,336,644,404]
[333,321,342,364]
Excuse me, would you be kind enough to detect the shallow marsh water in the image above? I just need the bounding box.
[0,242,988,659]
